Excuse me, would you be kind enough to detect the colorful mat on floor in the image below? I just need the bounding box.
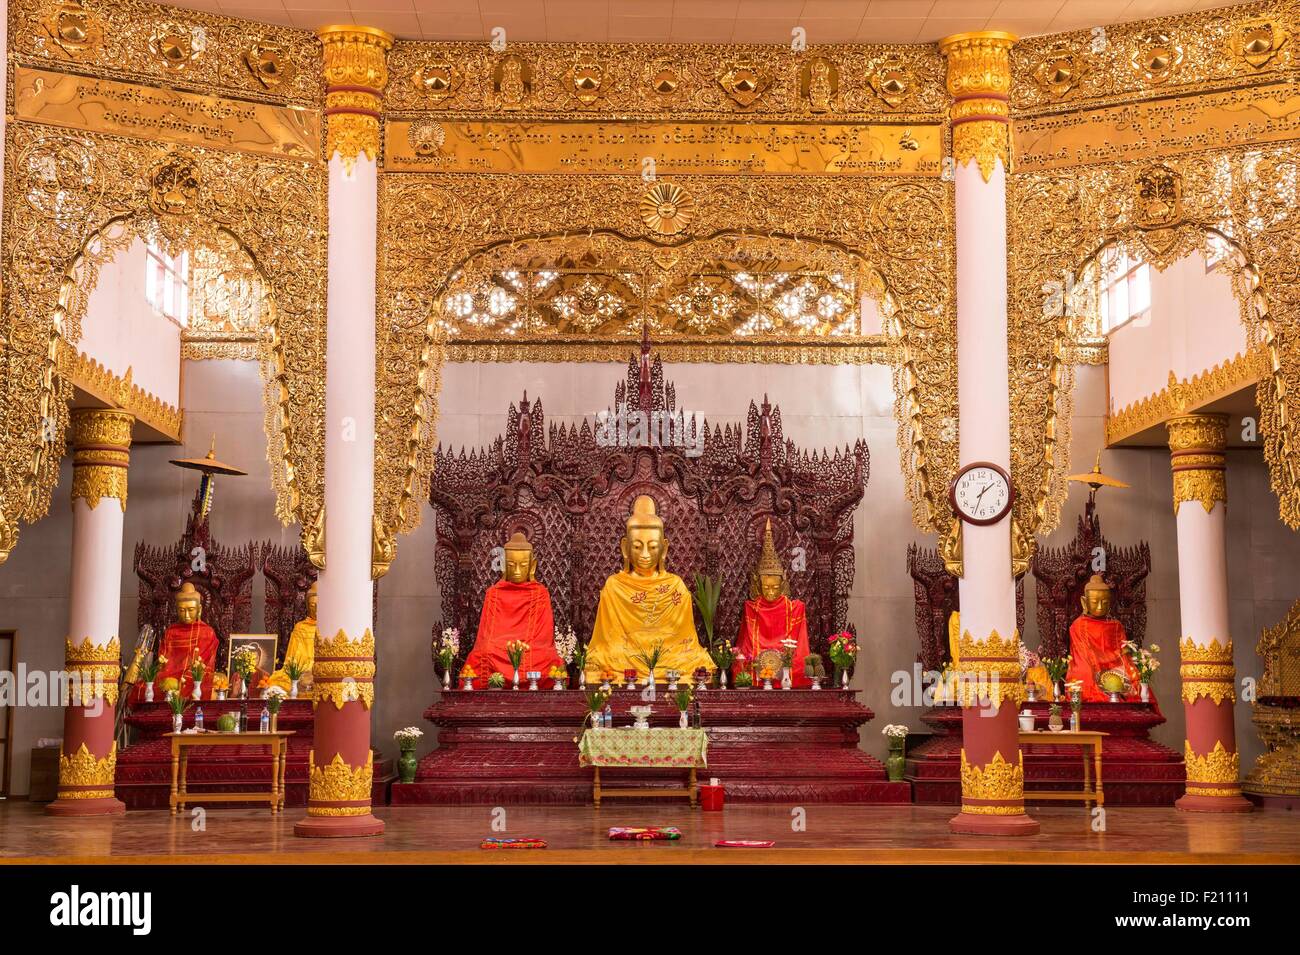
[480,838,548,849]
[715,840,776,848]
[608,826,683,841]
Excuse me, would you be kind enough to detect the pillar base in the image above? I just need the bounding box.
[1176,792,1253,813]
[949,810,1040,835]
[46,796,126,817]
[294,813,385,838]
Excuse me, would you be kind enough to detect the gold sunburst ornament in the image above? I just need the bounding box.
[640,182,695,237]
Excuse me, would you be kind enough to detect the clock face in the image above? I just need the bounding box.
[950,462,1014,525]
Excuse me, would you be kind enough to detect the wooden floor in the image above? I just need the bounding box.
[2,801,1298,864]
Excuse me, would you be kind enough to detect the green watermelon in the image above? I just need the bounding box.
[216,713,237,732]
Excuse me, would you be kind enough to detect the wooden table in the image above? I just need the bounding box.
[166,731,293,815]
[577,728,707,808]
[1019,729,1107,808]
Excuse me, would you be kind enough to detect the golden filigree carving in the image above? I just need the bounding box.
[41,0,102,60]
[1245,702,1300,797]
[243,40,294,90]
[940,31,1016,182]
[58,741,117,797]
[639,182,695,237]
[717,59,771,108]
[313,628,376,710]
[959,748,1027,814]
[306,751,374,815]
[69,408,133,511]
[371,514,395,581]
[64,637,121,706]
[57,344,182,440]
[939,515,963,577]
[319,25,393,167]
[1184,740,1242,796]
[953,629,1026,708]
[1168,413,1227,515]
[1180,636,1236,705]
[1256,599,1300,698]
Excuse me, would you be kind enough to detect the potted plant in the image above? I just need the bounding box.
[188,659,205,701]
[436,627,459,691]
[393,726,423,783]
[828,632,858,689]
[882,724,908,782]
[674,684,693,729]
[632,641,665,698]
[487,672,506,690]
[1048,702,1064,732]
[506,640,529,690]
[1123,640,1160,703]
[804,652,825,690]
[710,639,734,689]
[265,685,286,732]
[734,670,753,689]
[584,687,612,730]
[284,659,304,699]
[138,654,163,703]
[693,573,721,645]
[165,688,188,733]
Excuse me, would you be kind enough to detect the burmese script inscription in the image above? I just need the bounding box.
[13,66,320,160]
[385,119,941,176]
[1014,82,1300,171]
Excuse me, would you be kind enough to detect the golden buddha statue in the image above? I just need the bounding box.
[136,582,218,702]
[269,580,317,694]
[584,495,715,684]
[464,531,565,685]
[736,520,811,686]
[1066,574,1147,703]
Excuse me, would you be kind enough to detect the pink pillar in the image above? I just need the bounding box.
[294,25,392,839]
[941,31,1037,836]
[48,408,133,816]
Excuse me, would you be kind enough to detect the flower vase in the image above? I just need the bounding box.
[512,668,520,691]
[290,679,299,699]
[1140,682,1150,703]
[578,672,587,691]
[191,682,202,702]
[1053,681,1064,703]
[398,744,418,784]
[144,683,155,703]
[171,713,183,733]
[645,669,657,700]
[719,669,728,689]
[270,713,279,733]
[841,669,850,690]
[462,677,474,691]
[678,710,689,729]
[886,738,906,782]
[443,669,451,691]
[781,668,792,690]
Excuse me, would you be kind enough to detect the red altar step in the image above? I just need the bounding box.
[906,701,1186,806]
[392,688,910,805]
[115,700,395,810]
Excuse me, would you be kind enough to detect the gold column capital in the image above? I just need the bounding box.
[317,24,394,168]
[69,408,133,511]
[1167,413,1228,515]
[939,30,1016,182]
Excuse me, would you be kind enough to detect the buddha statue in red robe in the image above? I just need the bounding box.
[136,582,219,702]
[1066,574,1149,704]
[734,520,811,687]
[464,531,565,687]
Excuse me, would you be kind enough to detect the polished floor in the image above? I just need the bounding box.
[3,800,1298,864]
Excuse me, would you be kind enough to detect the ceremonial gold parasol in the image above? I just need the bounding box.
[169,436,246,519]
[1068,450,1129,501]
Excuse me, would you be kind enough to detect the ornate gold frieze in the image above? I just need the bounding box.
[58,741,117,797]
[57,343,181,441]
[1168,413,1227,515]
[1257,599,1300,698]
[63,637,122,706]
[313,628,376,710]
[1185,740,1242,797]
[69,408,133,511]
[959,749,1026,814]
[306,751,374,816]
[1106,347,1269,445]
[445,338,896,366]
[940,32,1016,182]
[952,629,1026,708]
[1180,637,1236,706]
[1245,702,1300,797]
[319,25,393,167]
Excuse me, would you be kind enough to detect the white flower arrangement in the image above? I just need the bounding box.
[881,723,909,738]
[554,625,577,665]
[439,628,460,656]
[264,685,288,700]
[393,726,425,743]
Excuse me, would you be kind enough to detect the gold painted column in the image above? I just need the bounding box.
[294,25,391,838]
[941,31,1037,835]
[1168,413,1251,811]
[47,408,132,816]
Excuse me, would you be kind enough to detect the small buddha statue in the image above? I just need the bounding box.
[808,58,832,113]
[735,520,811,687]
[269,581,317,693]
[584,495,715,684]
[463,531,565,686]
[1066,574,1149,704]
[137,582,218,702]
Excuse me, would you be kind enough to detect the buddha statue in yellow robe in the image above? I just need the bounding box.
[584,495,715,684]
[269,581,316,693]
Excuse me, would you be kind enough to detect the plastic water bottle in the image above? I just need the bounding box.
[259,706,270,734]
[603,705,612,728]
[194,707,204,731]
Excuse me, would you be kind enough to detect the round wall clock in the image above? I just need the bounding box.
[949,461,1015,526]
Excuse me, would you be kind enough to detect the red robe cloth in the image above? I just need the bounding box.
[464,580,563,687]
[733,596,812,688]
[132,621,219,703]
[1067,615,1154,706]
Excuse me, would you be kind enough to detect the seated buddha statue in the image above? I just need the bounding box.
[584,495,715,684]
[734,520,811,687]
[135,582,218,702]
[1066,574,1149,704]
[268,581,317,693]
[464,531,565,687]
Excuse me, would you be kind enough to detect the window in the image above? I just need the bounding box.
[145,243,189,326]
[1099,248,1150,333]
[1205,234,1231,273]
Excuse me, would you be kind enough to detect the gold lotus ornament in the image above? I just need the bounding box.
[650,65,681,99]
[151,23,206,71]
[413,62,459,104]
[868,57,912,109]
[244,41,293,90]
[1233,18,1287,70]
[42,0,102,60]
[717,61,770,107]
[640,182,695,237]
[1131,30,1181,84]
[1033,43,1086,98]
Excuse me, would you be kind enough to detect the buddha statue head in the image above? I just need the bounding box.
[175,582,202,624]
[750,519,789,601]
[621,495,667,576]
[502,530,537,583]
[1080,573,1113,619]
[305,580,318,621]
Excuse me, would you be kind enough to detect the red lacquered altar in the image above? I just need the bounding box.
[393,689,909,805]
[115,699,394,810]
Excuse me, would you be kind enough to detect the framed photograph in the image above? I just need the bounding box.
[226,633,279,696]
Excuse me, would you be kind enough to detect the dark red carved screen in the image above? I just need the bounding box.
[908,545,1026,673]
[429,337,868,660]
[261,543,318,669]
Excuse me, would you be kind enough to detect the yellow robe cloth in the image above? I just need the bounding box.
[584,570,715,683]
[268,617,316,692]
